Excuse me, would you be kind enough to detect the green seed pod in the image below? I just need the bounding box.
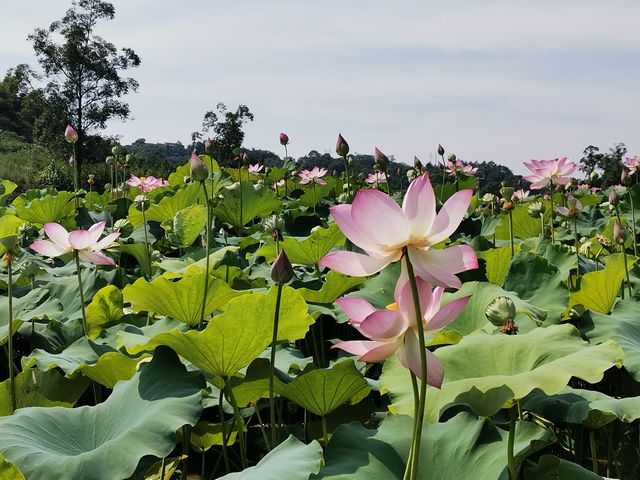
[485,296,516,326]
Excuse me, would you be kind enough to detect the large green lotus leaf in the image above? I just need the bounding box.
[257,224,345,265]
[529,240,576,281]
[503,252,568,323]
[522,454,602,480]
[162,204,207,248]
[0,347,204,480]
[12,190,75,225]
[0,179,18,202]
[143,456,183,480]
[495,203,545,240]
[380,324,623,421]
[156,246,238,275]
[298,271,364,304]
[213,182,281,229]
[570,253,636,314]
[0,215,23,256]
[316,412,554,479]
[341,262,400,311]
[86,285,124,339]
[123,269,244,326]
[23,336,147,388]
[584,299,640,381]
[115,318,189,351]
[221,436,323,480]
[477,244,515,286]
[187,420,238,452]
[0,455,24,480]
[276,359,370,417]
[120,243,152,277]
[127,182,204,227]
[0,368,89,416]
[123,286,313,379]
[39,268,103,322]
[522,386,640,429]
[300,183,334,207]
[0,287,63,345]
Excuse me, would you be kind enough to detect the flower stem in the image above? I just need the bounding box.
[589,429,598,475]
[574,216,580,281]
[224,381,248,469]
[322,415,329,446]
[200,180,212,328]
[540,213,545,238]
[507,406,517,480]
[342,155,351,199]
[6,254,16,413]
[312,182,317,215]
[239,169,244,229]
[403,247,427,480]
[629,188,637,257]
[403,372,420,480]
[269,283,284,449]
[549,183,555,244]
[218,392,231,473]
[74,253,89,336]
[141,206,151,280]
[622,246,632,298]
[508,209,514,256]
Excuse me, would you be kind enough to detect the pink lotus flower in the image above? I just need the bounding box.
[623,155,639,175]
[279,132,289,146]
[523,157,578,189]
[31,221,120,266]
[333,277,470,387]
[273,179,285,188]
[512,189,530,201]
[445,159,477,177]
[319,172,478,288]
[126,174,169,193]
[248,163,264,174]
[299,166,328,186]
[555,195,582,217]
[64,124,78,143]
[365,172,387,187]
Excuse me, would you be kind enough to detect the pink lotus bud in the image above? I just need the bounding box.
[374,147,389,170]
[65,124,78,143]
[336,133,349,157]
[190,150,208,182]
[609,189,618,206]
[614,220,627,245]
[270,250,294,284]
[279,132,289,146]
[621,168,630,185]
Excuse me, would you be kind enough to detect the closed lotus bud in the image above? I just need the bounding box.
[485,296,516,326]
[500,186,514,200]
[621,168,630,185]
[528,201,546,217]
[346,154,354,165]
[413,156,423,171]
[190,150,208,181]
[64,124,78,143]
[280,132,289,146]
[406,169,418,182]
[437,144,445,156]
[335,133,349,157]
[609,189,618,206]
[374,148,389,170]
[613,220,627,244]
[270,250,294,284]
[447,153,457,162]
[114,219,134,238]
[134,195,150,212]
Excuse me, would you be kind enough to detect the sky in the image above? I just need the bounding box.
[1,0,639,174]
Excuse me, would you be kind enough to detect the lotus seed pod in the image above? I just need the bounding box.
[21,260,40,279]
[413,156,423,171]
[481,193,495,204]
[499,186,515,200]
[374,147,390,170]
[485,296,516,326]
[447,153,457,162]
[134,195,150,212]
[406,169,417,182]
[337,192,350,204]
[527,201,546,218]
[113,219,134,238]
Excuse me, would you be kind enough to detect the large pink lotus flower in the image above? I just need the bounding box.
[299,166,328,186]
[445,159,478,177]
[126,174,169,193]
[31,221,120,266]
[365,172,387,187]
[333,277,470,387]
[622,155,639,175]
[523,157,577,189]
[319,172,478,288]
[248,163,264,174]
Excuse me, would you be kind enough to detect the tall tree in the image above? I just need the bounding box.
[201,103,254,165]
[580,143,627,188]
[28,0,140,182]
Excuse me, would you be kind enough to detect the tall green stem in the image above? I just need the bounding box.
[507,406,517,480]
[622,247,632,298]
[403,248,427,480]
[218,392,230,473]
[403,372,420,480]
[629,188,637,257]
[540,213,545,238]
[312,182,317,215]
[74,253,88,336]
[322,415,329,446]
[141,206,151,280]
[6,255,16,413]
[508,209,514,256]
[342,155,351,199]
[239,169,244,229]
[269,283,284,449]
[574,216,580,281]
[549,183,555,244]
[589,429,598,475]
[200,181,212,328]
[224,381,248,469]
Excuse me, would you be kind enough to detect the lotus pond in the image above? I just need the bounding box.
[0,149,639,480]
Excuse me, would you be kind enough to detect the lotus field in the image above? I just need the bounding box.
[2,133,640,480]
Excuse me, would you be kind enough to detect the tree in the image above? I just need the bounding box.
[580,143,626,188]
[28,0,140,182]
[201,103,254,165]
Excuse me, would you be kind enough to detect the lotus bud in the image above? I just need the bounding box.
[335,133,349,157]
[527,201,545,218]
[64,124,78,143]
[374,148,389,171]
[609,189,618,206]
[589,171,599,181]
[447,153,457,162]
[190,150,208,182]
[134,194,150,212]
[270,250,294,284]
[485,296,516,326]
[437,144,445,156]
[114,219,134,238]
[280,132,289,146]
[413,156,423,171]
[621,168,631,185]
[613,220,627,244]
[407,169,418,182]
[346,154,354,165]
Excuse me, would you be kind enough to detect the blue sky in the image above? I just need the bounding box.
[2,0,639,174]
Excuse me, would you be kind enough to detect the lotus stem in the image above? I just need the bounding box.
[312,182,317,215]
[200,180,212,328]
[403,372,420,480]
[6,253,16,413]
[507,406,517,480]
[622,246,632,298]
[254,405,271,451]
[218,392,231,473]
[322,415,329,446]
[269,283,284,449]
[508,209,514,256]
[239,168,244,229]
[629,189,637,257]
[403,247,427,480]
[540,213,545,238]
[574,216,580,281]
[342,155,351,199]
[549,183,555,244]
[141,206,151,280]
[590,429,598,475]
[439,154,447,202]
[74,252,89,336]
[224,381,248,469]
